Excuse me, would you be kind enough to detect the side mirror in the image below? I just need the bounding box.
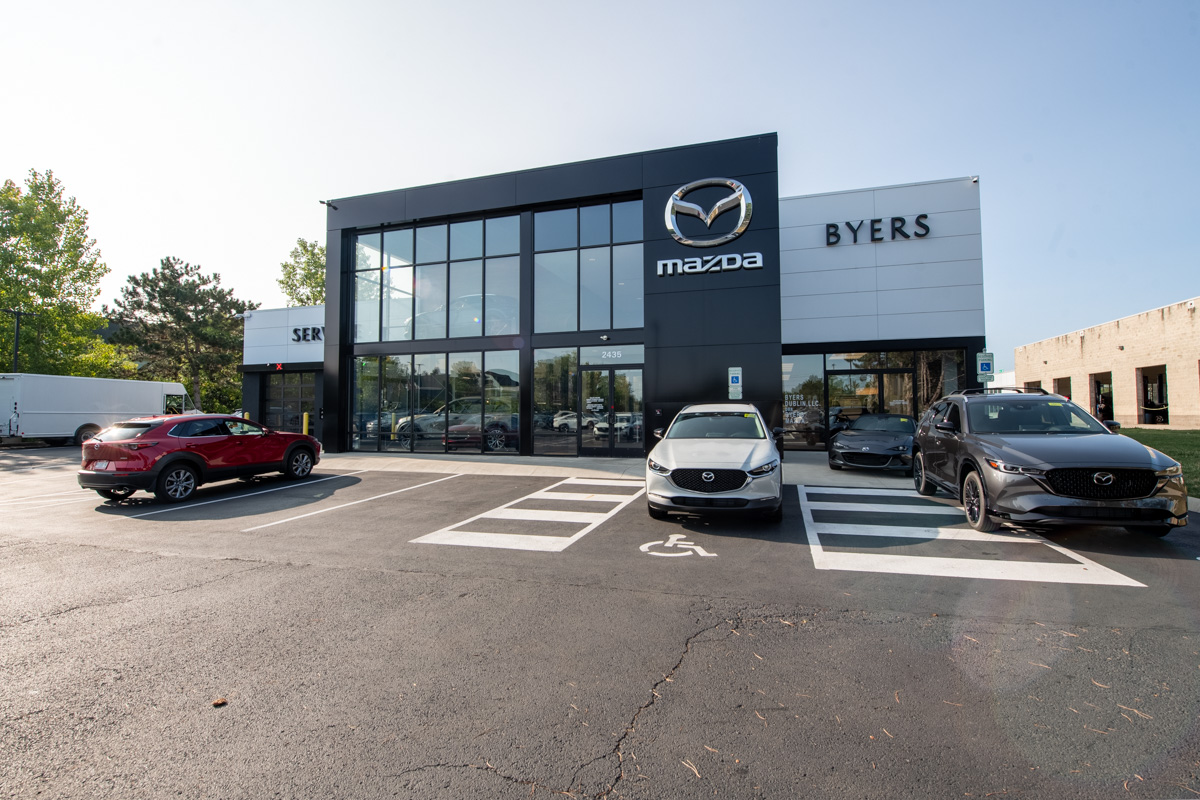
[772,427,784,438]
[1102,419,1121,432]
[653,428,664,439]
[934,420,958,433]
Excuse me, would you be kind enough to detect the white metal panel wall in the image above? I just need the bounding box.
[242,305,326,365]
[779,178,984,345]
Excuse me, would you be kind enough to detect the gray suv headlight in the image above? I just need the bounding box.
[985,459,1045,476]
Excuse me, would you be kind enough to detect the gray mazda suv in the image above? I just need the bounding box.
[911,388,1188,536]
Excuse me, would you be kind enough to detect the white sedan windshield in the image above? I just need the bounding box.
[667,413,765,440]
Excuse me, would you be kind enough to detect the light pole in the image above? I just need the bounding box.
[2,309,37,372]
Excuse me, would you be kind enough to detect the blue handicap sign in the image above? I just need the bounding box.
[730,376,740,384]
[979,361,992,373]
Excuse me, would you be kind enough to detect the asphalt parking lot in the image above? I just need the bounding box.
[3,445,1200,798]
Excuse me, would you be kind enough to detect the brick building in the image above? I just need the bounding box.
[1014,297,1200,429]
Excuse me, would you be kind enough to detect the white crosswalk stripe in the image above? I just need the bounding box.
[798,484,1144,587]
[411,477,645,552]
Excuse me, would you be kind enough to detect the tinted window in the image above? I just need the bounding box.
[534,251,577,332]
[945,404,962,428]
[612,200,642,243]
[579,204,609,247]
[485,216,520,256]
[415,225,448,263]
[171,419,227,437]
[450,220,483,261]
[97,422,156,441]
[850,414,915,433]
[667,412,765,440]
[535,208,577,251]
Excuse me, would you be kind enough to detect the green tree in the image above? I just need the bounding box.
[106,257,258,411]
[277,238,326,306]
[0,169,127,375]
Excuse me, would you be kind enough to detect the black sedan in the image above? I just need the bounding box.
[828,414,915,474]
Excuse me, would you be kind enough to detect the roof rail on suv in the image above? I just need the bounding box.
[950,387,1051,396]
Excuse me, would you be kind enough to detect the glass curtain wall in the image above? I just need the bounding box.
[533,347,579,456]
[533,201,643,335]
[353,216,520,344]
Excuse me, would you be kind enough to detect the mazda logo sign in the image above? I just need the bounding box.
[1093,471,1115,486]
[664,178,753,248]
[702,471,715,483]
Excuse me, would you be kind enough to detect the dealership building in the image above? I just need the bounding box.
[239,133,986,456]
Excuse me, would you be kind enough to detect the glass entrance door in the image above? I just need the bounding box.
[580,368,644,457]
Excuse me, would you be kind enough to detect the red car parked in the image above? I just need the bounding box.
[77,414,321,502]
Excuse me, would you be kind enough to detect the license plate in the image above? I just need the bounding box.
[92,461,109,470]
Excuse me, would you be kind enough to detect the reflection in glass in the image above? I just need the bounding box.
[916,349,965,410]
[351,357,380,451]
[826,352,886,371]
[383,265,413,341]
[450,220,483,261]
[781,355,824,451]
[580,204,609,247]
[579,247,611,330]
[484,257,520,336]
[416,224,448,264]
[448,260,483,338]
[827,374,879,426]
[612,369,644,453]
[534,251,577,333]
[414,263,447,339]
[535,208,577,252]
[612,244,643,329]
[383,229,413,268]
[412,353,447,452]
[355,233,381,270]
[533,347,578,456]
[612,200,642,243]
[354,271,381,343]
[581,370,611,449]
[445,352,483,452]
[486,215,520,256]
[484,350,520,454]
[883,373,914,416]
[381,356,412,452]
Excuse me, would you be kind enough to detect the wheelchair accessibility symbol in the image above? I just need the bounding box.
[639,533,718,558]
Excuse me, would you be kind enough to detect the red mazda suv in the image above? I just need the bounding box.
[77,415,321,502]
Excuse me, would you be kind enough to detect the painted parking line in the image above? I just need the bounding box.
[798,485,1144,587]
[411,477,645,552]
[132,470,369,519]
[242,473,460,531]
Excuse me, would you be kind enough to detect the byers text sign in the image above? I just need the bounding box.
[826,214,930,245]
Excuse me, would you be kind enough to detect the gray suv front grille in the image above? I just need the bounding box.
[1044,468,1158,500]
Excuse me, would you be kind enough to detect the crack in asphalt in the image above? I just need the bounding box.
[5,562,272,628]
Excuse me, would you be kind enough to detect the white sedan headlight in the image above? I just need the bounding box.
[747,459,779,477]
[647,458,671,475]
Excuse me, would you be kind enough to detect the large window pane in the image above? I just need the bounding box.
[450,220,483,261]
[612,200,642,243]
[484,256,520,336]
[383,265,413,341]
[782,355,824,451]
[415,263,448,339]
[484,350,520,454]
[416,224,448,263]
[351,356,380,451]
[448,260,484,338]
[579,247,611,331]
[354,271,380,343]
[612,243,643,329]
[533,347,578,456]
[580,204,610,247]
[535,208,577,251]
[826,352,887,371]
[355,233,381,270]
[412,353,447,452]
[380,356,412,452]
[446,352,483,452]
[534,251,577,333]
[486,215,520,256]
[384,229,413,268]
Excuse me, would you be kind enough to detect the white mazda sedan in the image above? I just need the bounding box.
[646,403,784,522]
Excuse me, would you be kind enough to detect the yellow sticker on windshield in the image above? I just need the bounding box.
[1048,402,1063,406]
[744,413,755,417]
[901,417,909,421]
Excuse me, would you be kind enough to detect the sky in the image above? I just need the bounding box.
[2,0,1197,372]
